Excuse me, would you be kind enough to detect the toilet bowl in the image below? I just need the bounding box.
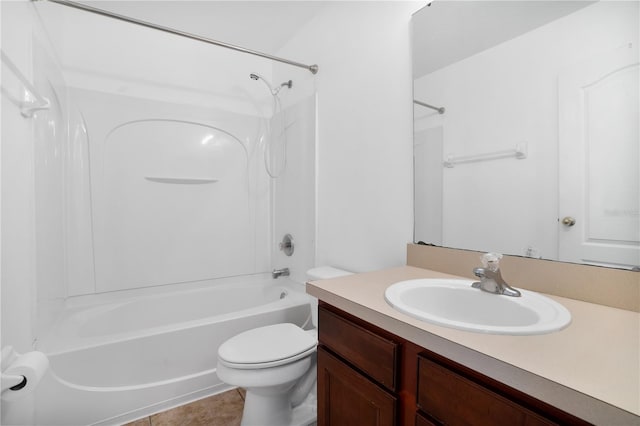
[217,323,317,426]
[216,266,352,426]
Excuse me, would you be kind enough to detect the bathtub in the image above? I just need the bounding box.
[32,275,313,426]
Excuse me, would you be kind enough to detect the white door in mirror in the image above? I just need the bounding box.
[559,44,640,269]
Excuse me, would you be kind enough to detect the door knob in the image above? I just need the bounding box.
[561,216,576,227]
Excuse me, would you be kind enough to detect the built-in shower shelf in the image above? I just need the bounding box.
[144,176,219,184]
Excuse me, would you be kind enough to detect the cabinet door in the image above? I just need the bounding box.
[318,346,397,426]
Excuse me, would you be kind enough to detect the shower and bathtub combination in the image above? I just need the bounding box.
[1,1,320,425]
[35,276,314,425]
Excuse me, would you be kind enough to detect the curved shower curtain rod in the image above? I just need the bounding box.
[34,0,319,75]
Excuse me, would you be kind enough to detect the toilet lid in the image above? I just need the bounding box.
[218,323,317,368]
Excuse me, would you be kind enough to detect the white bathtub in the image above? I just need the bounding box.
[33,275,313,426]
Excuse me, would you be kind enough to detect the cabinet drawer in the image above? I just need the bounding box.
[319,305,399,391]
[417,356,556,426]
[318,346,397,426]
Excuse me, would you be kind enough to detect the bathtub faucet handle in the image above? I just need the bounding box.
[272,268,290,279]
[279,234,294,256]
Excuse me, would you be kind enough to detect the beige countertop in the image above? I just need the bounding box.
[307,266,640,426]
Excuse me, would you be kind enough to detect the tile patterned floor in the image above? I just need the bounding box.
[123,388,245,426]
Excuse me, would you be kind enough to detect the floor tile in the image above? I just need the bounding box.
[122,417,151,426]
[236,388,246,401]
[149,389,244,426]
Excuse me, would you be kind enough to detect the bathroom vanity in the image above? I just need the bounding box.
[307,247,640,426]
[317,303,585,426]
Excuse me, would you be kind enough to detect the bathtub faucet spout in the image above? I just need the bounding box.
[272,268,290,279]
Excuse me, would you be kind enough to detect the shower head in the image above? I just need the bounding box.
[249,73,292,95]
[249,73,273,94]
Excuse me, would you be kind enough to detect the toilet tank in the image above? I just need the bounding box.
[306,266,353,281]
[306,266,353,327]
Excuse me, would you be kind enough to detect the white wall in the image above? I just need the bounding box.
[277,2,419,273]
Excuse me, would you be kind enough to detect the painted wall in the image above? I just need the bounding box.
[276,1,419,274]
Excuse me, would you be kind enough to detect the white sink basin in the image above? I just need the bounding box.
[384,279,571,335]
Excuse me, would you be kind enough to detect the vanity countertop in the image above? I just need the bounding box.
[306,265,640,425]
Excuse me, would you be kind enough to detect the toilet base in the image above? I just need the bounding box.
[240,388,316,426]
[290,391,317,426]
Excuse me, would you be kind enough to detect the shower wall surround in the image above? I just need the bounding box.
[271,95,317,285]
[3,0,320,361]
[68,89,272,295]
[1,0,75,353]
[67,88,317,295]
[24,0,320,297]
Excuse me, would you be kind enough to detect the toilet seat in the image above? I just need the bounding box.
[218,323,317,370]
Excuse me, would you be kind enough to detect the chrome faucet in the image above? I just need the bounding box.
[272,268,290,279]
[471,253,521,297]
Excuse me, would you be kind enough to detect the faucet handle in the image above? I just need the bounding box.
[481,252,503,272]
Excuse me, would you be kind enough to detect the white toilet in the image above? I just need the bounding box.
[216,266,352,426]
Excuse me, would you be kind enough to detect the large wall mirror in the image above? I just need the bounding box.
[412,1,639,270]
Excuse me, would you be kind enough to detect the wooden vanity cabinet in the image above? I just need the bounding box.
[317,304,402,426]
[317,302,591,426]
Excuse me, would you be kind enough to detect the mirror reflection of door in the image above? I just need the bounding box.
[559,44,640,269]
